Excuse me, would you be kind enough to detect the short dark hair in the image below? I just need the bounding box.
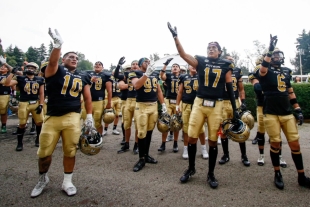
[63,51,78,58]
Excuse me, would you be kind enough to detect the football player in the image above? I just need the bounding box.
[117,61,140,154]
[88,61,112,135]
[103,66,123,136]
[129,57,166,172]
[167,22,238,188]
[218,55,250,167]
[158,58,181,152]
[30,28,93,197]
[5,62,44,150]
[176,65,208,159]
[249,55,287,167]
[0,56,14,133]
[256,35,310,189]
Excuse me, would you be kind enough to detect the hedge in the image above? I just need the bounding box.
[244,83,310,119]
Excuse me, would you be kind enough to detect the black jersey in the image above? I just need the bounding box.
[128,70,159,103]
[178,73,199,104]
[254,66,292,115]
[0,73,11,95]
[223,67,242,100]
[46,65,91,116]
[14,75,44,102]
[110,75,123,98]
[88,71,112,101]
[125,71,137,99]
[195,55,234,99]
[165,73,179,99]
[249,65,264,106]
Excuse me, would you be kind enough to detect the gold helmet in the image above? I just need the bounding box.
[9,97,19,113]
[103,108,116,124]
[157,113,171,133]
[222,119,250,143]
[79,125,103,155]
[25,62,39,75]
[238,110,254,130]
[169,114,183,131]
[255,55,263,66]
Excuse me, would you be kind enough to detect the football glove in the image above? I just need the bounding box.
[294,108,303,126]
[161,103,167,114]
[35,105,43,114]
[144,63,156,77]
[167,22,177,38]
[268,34,278,56]
[163,58,173,66]
[85,114,94,128]
[48,28,64,49]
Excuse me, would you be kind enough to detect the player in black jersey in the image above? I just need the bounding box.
[128,57,166,172]
[88,61,112,135]
[218,55,250,167]
[256,35,310,189]
[158,58,181,152]
[0,58,14,133]
[168,22,237,188]
[30,28,93,198]
[103,68,123,136]
[176,65,209,159]
[5,62,45,150]
[117,61,140,154]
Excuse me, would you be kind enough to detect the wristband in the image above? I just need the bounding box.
[261,60,270,67]
[266,51,273,57]
[161,70,166,73]
[290,98,298,105]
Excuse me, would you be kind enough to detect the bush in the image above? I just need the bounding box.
[244,83,310,119]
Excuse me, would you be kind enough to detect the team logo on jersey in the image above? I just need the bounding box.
[204,59,209,63]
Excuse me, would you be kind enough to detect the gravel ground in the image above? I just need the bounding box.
[0,115,309,207]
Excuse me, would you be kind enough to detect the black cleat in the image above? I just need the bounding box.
[117,143,129,154]
[180,168,196,183]
[207,173,218,189]
[133,142,139,155]
[145,155,158,164]
[274,172,284,190]
[158,142,166,152]
[120,137,126,145]
[133,159,145,172]
[173,141,178,153]
[241,155,250,167]
[29,126,36,135]
[252,137,258,145]
[16,143,23,151]
[219,154,230,165]
[298,176,310,189]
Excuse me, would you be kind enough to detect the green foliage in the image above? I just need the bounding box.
[37,43,47,62]
[244,83,310,119]
[25,46,39,65]
[77,59,93,71]
[291,29,310,75]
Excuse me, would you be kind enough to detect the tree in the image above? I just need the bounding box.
[221,47,228,58]
[109,63,116,71]
[150,53,160,61]
[25,46,40,65]
[244,40,266,70]
[291,29,310,75]
[77,59,93,71]
[37,43,47,62]
[48,41,53,55]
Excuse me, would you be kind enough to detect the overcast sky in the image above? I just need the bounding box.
[1,0,309,71]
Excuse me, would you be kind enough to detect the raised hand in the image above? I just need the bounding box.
[118,56,126,66]
[0,55,6,64]
[48,28,64,49]
[268,34,278,54]
[167,22,177,38]
[163,58,173,66]
[144,63,156,77]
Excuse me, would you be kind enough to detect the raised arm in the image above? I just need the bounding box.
[167,22,198,68]
[260,34,277,76]
[45,28,64,78]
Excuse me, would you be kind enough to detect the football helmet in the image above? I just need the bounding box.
[169,114,183,131]
[79,125,103,155]
[9,97,19,113]
[238,110,254,130]
[102,108,116,124]
[25,62,39,75]
[157,113,171,133]
[222,119,250,143]
[271,48,285,66]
